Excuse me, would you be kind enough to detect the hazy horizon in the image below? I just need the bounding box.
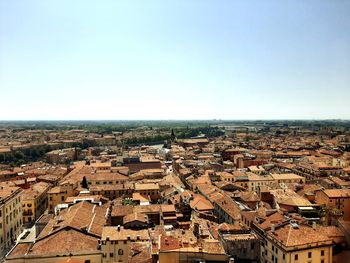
[1,0,350,120]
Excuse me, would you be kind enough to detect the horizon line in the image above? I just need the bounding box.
[0,119,349,122]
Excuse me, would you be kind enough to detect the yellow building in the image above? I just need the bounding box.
[21,182,50,224]
[315,189,350,221]
[134,183,161,202]
[5,201,109,263]
[270,173,306,185]
[259,222,333,263]
[47,181,78,213]
[100,226,150,263]
[0,185,23,256]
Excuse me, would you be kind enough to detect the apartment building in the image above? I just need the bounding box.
[259,222,333,263]
[134,183,161,202]
[21,182,50,224]
[47,181,78,213]
[0,185,23,255]
[6,201,109,263]
[315,189,350,221]
[101,226,150,263]
[85,171,129,186]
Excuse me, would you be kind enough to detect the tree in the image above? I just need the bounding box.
[81,176,89,189]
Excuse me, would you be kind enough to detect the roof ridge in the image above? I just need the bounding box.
[88,212,97,233]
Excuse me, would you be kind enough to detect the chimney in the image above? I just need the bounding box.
[312,221,317,230]
[117,225,121,232]
[271,224,275,233]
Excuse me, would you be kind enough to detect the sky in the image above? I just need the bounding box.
[0,0,350,120]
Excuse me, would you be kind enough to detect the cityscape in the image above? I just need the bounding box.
[1,1,350,263]
[0,120,349,263]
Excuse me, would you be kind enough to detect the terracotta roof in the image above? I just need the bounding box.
[240,191,260,202]
[134,204,161,214]
[209,191,241,221]
[128,242,152,263]
[38,201,109,239]
[30,228,99,255]
[84,171,128,181]
[111,205,133,217]
[323,189,350,198]
[189,195,214,211]
[123,213,148,224]
[258,212,286,230]
[134,183,159,191]
[161,204,176,213]
[268,223,333,247]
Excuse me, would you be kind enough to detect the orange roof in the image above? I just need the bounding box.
[190,195,214,211]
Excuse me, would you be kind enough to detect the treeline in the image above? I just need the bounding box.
[123,126,224,146]
[124,134,171,145]
[174,126,225,139]
[0,144,56,167]
[0,126,225,166]
[0,140,97,167]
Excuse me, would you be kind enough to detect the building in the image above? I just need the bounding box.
[5,201,109,263]
[0,185,23,257]
[123,157,162,174]
[270,173,306,185]
[158,235,228,263]
[315,189,350,221]
[89,184,133,200]
[45,148,81,164]
[21,182,50,224]
[259,222,333,263]
[134,183,160,202]
[85,172,129,186]
[218,227,260,262]
[47,181,78,213]
[100,226,150,263]
[208,191,241,225]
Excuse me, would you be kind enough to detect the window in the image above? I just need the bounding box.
[321,250,325,256]
[118,249,123,255]
[295,254,298,261]
[308,252,312,258]
[85,260,91,263]
[321,260,324,263]
[110,253,114,258]
[61,196,65,201]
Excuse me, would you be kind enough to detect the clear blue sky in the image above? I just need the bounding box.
[1,0,349,120]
